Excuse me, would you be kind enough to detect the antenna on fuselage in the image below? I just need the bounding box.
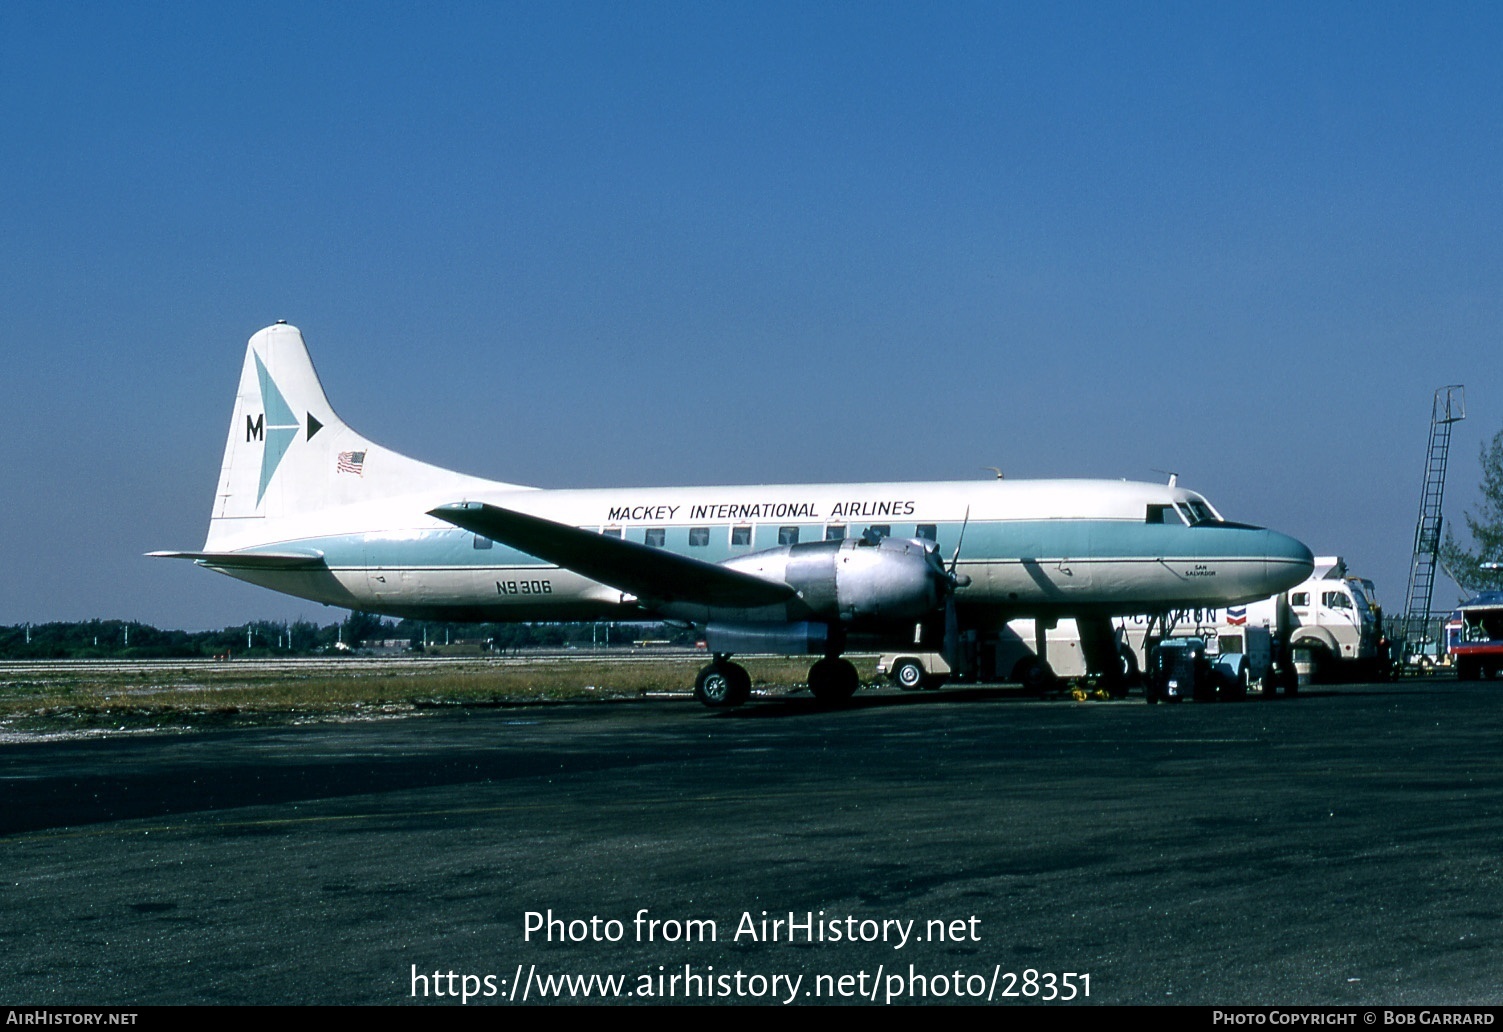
[1151,468,1179,487]
[982,466,1004,480]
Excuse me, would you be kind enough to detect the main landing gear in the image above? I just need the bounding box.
[694,656,751,708]
[807,656,860,703]
[693,652,861,709]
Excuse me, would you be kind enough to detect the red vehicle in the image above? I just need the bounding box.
[1447,592,1503,680]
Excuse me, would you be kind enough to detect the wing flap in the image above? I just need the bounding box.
[428,502,796,608]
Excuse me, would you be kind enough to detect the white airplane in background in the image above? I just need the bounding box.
[154,322,1314,707]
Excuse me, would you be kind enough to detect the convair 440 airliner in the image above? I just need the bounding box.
[154,322,1314,707]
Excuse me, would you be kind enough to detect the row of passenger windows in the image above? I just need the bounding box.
[601,524,940,547]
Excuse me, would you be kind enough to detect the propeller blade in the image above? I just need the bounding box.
[948,506,972,587]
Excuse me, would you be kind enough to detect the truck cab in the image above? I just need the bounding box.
[1447,592,1503,680]
[1284,558,1382,681]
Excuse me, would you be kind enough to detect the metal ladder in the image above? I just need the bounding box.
[1402,386,1465,645]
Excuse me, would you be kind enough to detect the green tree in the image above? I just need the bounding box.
[1441,428,1503,594]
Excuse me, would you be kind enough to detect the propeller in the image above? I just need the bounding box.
[941,507,972,669]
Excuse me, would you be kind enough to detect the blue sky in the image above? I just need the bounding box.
[1,2,1499,629]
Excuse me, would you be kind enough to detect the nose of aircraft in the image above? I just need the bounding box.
[1262,528,1315,592]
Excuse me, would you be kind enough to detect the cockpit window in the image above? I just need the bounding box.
[1185,501,1216,524]
[1150,498,1225,526]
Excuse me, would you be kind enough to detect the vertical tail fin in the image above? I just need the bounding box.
[206,322,524,549]
[212,322,357,523]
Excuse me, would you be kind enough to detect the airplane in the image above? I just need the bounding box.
[153,322,1315,707]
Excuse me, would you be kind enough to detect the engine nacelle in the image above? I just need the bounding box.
[704,621,830,656]
[722,535,945,624]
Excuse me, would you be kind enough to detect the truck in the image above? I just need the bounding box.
[876,618,1111,694]
[1142,634,1263,703]
[1445,592,1503,680]
[1118,555,1382,686]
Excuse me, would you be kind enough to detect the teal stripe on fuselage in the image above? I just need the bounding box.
[243,519,1291,571]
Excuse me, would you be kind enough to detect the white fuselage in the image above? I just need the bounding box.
[206,476,1314,625]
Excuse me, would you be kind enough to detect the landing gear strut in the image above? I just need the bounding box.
[1078,615,1131,699]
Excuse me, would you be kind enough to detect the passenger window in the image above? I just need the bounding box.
[825,525,846,541]
[915,524,937,541]
[778,526,799,546]
[731,526,752,546]
[601,527,622,539]
[644,528,665,547]
[473,535,493,550]
[867,525,890,539]
[1291,591,1310,607]
[688,527,709,547]
[1323,591,1351,610]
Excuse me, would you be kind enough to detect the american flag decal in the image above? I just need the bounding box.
[337,450,366,475]
[1227,605,1247,626]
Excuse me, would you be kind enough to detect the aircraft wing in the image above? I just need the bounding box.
[147,550,327,570]
[428,502,797,609]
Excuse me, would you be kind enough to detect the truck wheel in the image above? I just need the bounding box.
[1224,667,1249,701]
[890,659,926,691]
[1014,658,1055,695]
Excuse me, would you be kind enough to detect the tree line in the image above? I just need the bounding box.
[0,615,697,660]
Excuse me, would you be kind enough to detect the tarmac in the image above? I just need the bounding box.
[3,676,1502,1006]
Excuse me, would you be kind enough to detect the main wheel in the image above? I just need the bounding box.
[890,659,926,691]
[809,657,860,703]
[695,662,751,708]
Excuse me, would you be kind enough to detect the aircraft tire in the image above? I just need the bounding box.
[695,663,751,708]
[891,659,926,691]
[809,657,860,703]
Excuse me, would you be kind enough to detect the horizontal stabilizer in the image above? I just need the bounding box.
[429,502,797,608]
[147,550,327,570]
